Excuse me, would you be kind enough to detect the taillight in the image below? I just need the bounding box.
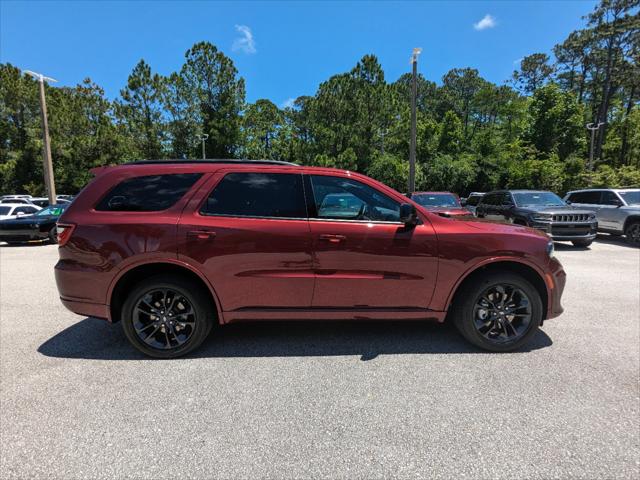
[56,223,76,247]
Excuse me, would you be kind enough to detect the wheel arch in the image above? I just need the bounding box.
[108,260,223,324]
[623,215,640,232]
[446,259,549,320]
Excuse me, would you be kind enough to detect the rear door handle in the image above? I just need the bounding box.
[319,234,346,244]
[187,230,216,240]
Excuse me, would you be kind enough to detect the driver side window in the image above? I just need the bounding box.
[309,175,400,222]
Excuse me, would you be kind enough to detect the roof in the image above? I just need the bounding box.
[126,159,298,166]
[412,191,457,195]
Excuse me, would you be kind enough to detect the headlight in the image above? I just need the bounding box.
[532,213,552,221]
[546,241,555,258]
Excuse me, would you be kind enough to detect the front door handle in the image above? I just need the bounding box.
[319,234,346,244]
[187,230,216,240]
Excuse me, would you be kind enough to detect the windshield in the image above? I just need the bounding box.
[413,193,460,208]
[0,206,10,215]
[513,192,565,207]
[618,191,640,206]
[36,205,66,216]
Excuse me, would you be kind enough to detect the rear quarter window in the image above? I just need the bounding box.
[95,173,202,212]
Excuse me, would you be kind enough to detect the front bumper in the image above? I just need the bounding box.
[530,221,598,242]
[546,256,566,320]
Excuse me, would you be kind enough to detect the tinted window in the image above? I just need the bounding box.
[201,172,306,219]
[618,191,640,205]
[0,206,10,215]
[413,193,460,208]
[480,194,497,206]
[96,174,202,212]
[310,175,400,222]
[513,192,564,207]
[601,191,621,205]
[466,194,482,206]
[568,191,600,204]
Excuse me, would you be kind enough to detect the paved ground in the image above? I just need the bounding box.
[1,236,638,479]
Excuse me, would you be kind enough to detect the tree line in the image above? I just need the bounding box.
[1,0,638,196]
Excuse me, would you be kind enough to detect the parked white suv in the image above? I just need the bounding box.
[564,188,640,246]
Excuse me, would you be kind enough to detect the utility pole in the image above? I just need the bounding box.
[24,70,57,204]
[408,48,422,195]
[200,133,209,160]
[586,122,604,171]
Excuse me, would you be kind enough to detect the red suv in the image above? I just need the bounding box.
[55,160,566,358]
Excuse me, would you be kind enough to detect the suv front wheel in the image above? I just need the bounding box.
[625,221,640,246]
[121,275,215,358]
[451,272,543,352]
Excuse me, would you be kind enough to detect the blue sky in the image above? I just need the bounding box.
[1,1,597,106]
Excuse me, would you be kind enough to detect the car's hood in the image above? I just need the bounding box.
[427,207,472,217]
[459,217,550,239]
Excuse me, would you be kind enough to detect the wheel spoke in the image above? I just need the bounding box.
[132,288,197,350]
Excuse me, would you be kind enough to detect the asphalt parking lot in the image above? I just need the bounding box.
[1,237,638,479]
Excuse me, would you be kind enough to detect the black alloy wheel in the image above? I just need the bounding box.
[121,275,214,358]
[473,284,532,343]
[625,222,640,246]
[132,288,197,350]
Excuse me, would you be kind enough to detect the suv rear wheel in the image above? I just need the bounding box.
[625,221,640,246]
[451,272,542,352]
[121,275,215,358]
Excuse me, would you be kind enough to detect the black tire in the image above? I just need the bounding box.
[48,226,57,244]
[571,239,593,248]
[121,274,215,358]
[624,221,640,247]
[451,272,543,352]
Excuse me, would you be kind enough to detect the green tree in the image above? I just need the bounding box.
[513,53,555,94]
[180,41,246,158]
[115,59,166,159]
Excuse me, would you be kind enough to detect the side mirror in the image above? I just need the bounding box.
[399,203,418,226]
[615,199,624,207]
[16,212,25,217]
[565,199,572,205]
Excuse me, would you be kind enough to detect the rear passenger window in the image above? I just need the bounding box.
[568,191,600,204]
[95,174,202,212]
[201,173,306,219]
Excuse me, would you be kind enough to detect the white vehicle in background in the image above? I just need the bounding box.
[0,197,35,205]
[564,188,640,246]
[0,203,41,220]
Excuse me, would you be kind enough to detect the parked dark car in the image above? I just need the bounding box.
[564,188,640,246]
[411,191,470,217]
[55,160,565,358]
[461,192,485,215]
[476,190,597,247]
[0,204,67,244]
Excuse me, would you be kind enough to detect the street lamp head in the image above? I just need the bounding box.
[410,47,423,64]
[200,134,209,141]
[23,70,58,83]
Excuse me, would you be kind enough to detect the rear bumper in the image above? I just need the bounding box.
[60,296,109,320]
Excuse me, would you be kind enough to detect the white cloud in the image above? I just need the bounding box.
[473,14,497,31]
[232,25,256,54]
[281,98,296,109]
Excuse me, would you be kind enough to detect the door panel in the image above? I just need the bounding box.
[177,170,314,312]
[309,220,438,308]
[305,173,438,310]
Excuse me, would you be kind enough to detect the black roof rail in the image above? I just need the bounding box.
[125,159,298,166]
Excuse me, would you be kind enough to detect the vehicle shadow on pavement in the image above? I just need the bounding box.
[593,234,637,249]
[38,317,553,361]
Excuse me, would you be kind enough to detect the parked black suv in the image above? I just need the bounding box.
[476,190,597,247]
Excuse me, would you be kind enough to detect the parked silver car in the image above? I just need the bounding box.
[564,188,640,246]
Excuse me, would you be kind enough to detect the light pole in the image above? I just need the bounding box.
[408,48,422,195]
[24,70,57,204]
[586,122,604,171]
[199,133,209,160]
